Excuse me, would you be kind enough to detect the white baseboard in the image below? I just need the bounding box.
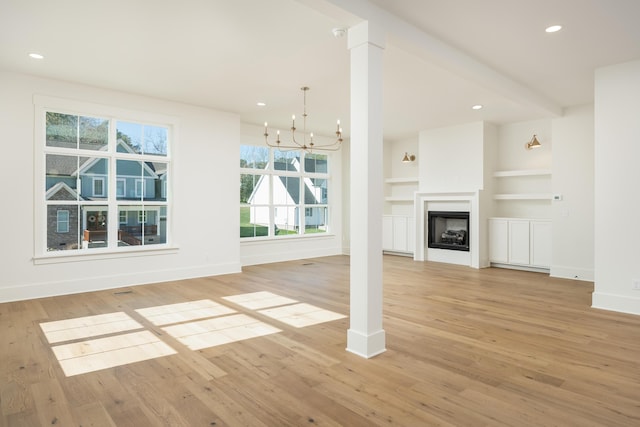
[550,265,595,282]
[490,262,550,274]
[0,262,241,303]
[346,328,386,359]
[241,247,342,266]
[592,292,640,316]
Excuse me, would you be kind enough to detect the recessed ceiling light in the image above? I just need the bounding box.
[29,53,44,59]
[471,104,483,110]
[256,102,266,107]
[545,25,562,33]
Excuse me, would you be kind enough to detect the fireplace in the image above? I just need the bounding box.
[427,211,470,252]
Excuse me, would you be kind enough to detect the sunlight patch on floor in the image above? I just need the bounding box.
[222,291,298,310]
[161,313,281,350]
[135,299,236,326]
[41,292,346,377]
[40,312,143,344]
[258,303,346,328]
[51,330,176,376]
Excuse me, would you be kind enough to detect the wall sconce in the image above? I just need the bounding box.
[402,152,416,163]
[525,134,542,150]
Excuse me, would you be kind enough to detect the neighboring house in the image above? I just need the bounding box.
[45,139,165,250]
[45,182,83,250]
[247,157,327,232]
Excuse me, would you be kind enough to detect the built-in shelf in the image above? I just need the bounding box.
[493,169,552,178]
[385,177,418,206]
[385,177,419,184]
[493,193,553,200]
[385,196,414,202]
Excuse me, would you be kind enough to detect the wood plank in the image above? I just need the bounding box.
[1,255,640,426]
[30,379,78,426]
[71,401,118,427]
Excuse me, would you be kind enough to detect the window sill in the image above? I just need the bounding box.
[33,245,180,265]
[240,233,336,245]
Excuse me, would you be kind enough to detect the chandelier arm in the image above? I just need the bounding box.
[290,127,306,149]
[263,86,342,153]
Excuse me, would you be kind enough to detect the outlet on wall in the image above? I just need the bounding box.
[633,280,640,290]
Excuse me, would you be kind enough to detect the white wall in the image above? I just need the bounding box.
[496,119,552,171]
[389,137,419,180]
[0,72,241,302]
[239,123,344,265]
[418,121,486,192]
[551,104,595,281]
[593,60,640,315]
[494,119,552,219]
[480,122,498,266]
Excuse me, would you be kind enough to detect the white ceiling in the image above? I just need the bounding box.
[1,0,639,141]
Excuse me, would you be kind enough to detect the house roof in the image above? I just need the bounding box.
[246,157,327,205]
[274,158,326,205]
[46,181,83,201]
[45,139,160,182]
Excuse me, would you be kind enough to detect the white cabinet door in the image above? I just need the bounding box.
[382,215,414,253]
[508,220,531,265]
[489,218,551,269]
[489,219,509,263]
[392,216,408,252]
[530,221,552,267]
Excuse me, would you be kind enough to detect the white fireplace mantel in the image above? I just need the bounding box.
[413,191,482,268]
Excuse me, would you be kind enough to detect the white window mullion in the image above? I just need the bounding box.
[268,175,276,237]
[107,156,118,249]
[298,171,304,234]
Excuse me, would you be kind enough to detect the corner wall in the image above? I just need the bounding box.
[551,104,595,281]
[593,60,640,315]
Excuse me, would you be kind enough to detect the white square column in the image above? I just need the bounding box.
[346,21,386,358]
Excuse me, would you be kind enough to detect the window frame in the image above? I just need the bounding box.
[34,95,177,262]
[134,178,144,198]
[116,178,126,198]
[56,210,70,233]
[239,146,332,240]
[92,176,106,197]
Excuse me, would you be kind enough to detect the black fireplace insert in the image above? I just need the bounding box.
[427,211,470,251]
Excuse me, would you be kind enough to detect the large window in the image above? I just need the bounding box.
[240,146,330,238]
[40,105,170,254]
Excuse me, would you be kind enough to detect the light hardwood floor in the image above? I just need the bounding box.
[1,255,639,426]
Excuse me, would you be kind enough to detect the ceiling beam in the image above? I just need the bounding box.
[296,0,563,118]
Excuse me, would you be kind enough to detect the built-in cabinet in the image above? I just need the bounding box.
[382,215,415,254]
[489,218,551,270]
[490,167,552,272]
[383,176,418,255]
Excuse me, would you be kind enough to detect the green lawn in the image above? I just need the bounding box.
[240,206,327,237]
[240,206,268,237]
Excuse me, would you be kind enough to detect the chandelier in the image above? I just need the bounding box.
[263,86,343,152]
